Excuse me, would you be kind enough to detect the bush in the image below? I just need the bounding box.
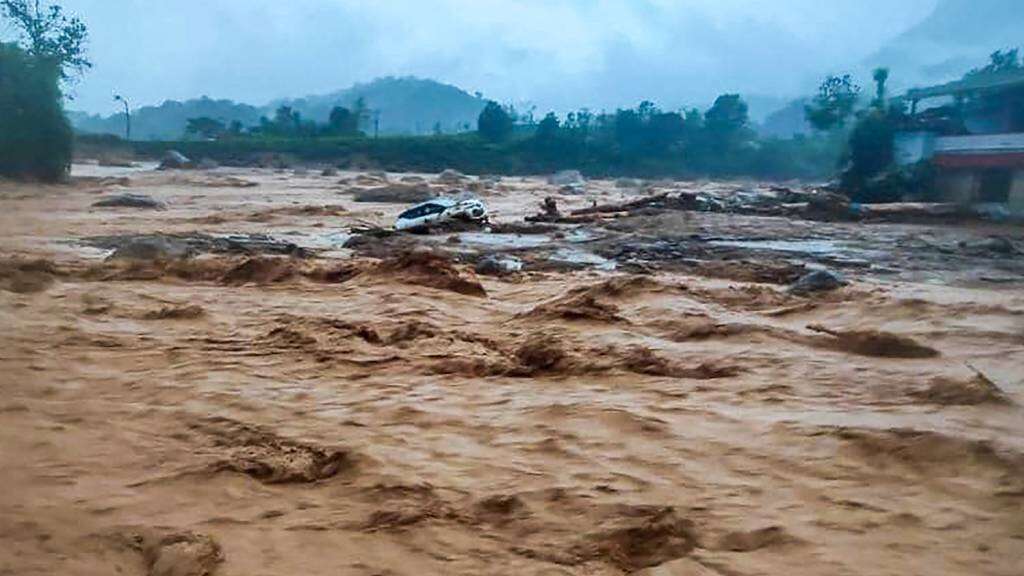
[0,42,72,181]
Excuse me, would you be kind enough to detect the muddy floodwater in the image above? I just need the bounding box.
[1,165,1023,576]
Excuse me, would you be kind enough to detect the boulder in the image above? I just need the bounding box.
[158,150,191,170]
[475,254,524,276]
[107,236,193,260]
[961,236,1016,256]
[195,158,219,170]
[437,169,467,185]
[788,270,847,295]
[92,193,166,210]
[548,170,585,187]
[352,184,435,204]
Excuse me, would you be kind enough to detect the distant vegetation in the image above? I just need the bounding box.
[133,94,840,180]
[1,0,88,182]
[70,77,488,140]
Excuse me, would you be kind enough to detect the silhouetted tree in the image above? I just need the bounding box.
[805,75,861,131]
[966,48,1021,78]
[477,101,514,143]
[185,116,226,140]
[0,0,90,80]
[872,68,890,108]
[0,1,86,182]
[325,106,360,136]
[704,94,751,151]
[534,112,560,143]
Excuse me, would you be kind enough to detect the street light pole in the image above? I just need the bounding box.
[114,95,131,141]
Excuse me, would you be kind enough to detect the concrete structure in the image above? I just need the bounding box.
[899,69,1024,215]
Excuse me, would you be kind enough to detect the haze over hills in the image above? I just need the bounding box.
[67,0,1022,142]
[761,0,1024,139]
[865,0,1023,90]
[70,77,487,140]
[273,77,486,135]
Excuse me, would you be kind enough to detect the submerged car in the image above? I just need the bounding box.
[394,196,489,231]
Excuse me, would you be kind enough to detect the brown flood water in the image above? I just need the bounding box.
[1,165,1022,575]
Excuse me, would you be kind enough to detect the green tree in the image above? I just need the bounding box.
[1,1,87,182]
[647,111,685,153]
[184,116,226,140]
[534,112,560,143]
[0,0,90,80]
[805,75,861,131]
[0,42,72,181]
[325,106,360,136]
[704,94,751,150]
[477,101,514,143]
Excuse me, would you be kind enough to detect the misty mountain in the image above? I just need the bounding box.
[274,77,487,136]
[70,97,266,141]
[759,98,812,139]
[70,77,488,140]
[866,0,1023,90]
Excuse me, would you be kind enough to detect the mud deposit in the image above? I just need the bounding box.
[1,166,1023,575]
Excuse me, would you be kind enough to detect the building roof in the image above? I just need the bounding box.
[907,68,1024,101]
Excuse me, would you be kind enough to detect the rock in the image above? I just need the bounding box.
[97,156,136,168]
[559,184,585,195]
[548,170,585,186]
[353,173,385,186]
[107,237,194,261]
[140,531,224,576]
[961,236,1016,256]
[158,150,191,170]
[475,254,523,276]
[806,191,854,220]
[352,184,435,204]
[320,167,338,177]
[788,270,847,295]
[93,193,167,210]
[195,158,219,170]
[437,169,467,184]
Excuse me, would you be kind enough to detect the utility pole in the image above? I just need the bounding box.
[373,110,381,139]
[113,94,131,141]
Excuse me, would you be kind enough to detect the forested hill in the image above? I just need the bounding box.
[69,77,488,140]
[69,97,264,141]
[272,77,487,135]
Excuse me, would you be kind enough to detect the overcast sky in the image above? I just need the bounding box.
[7,0,940,114]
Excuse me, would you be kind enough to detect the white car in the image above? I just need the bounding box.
[395,197,489,231]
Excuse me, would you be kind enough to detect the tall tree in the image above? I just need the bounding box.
[0,0,90,80]
[326,106,360,136]
[185,116,226,140]
[704,94,751,151]
[804,75,861,132]
[0,42,72,180]
[872,68,890,108]
[477,101,514,143]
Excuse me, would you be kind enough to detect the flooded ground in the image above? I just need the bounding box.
[1,165,1022,576]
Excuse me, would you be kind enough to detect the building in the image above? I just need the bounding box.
[894,68,1024,213]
